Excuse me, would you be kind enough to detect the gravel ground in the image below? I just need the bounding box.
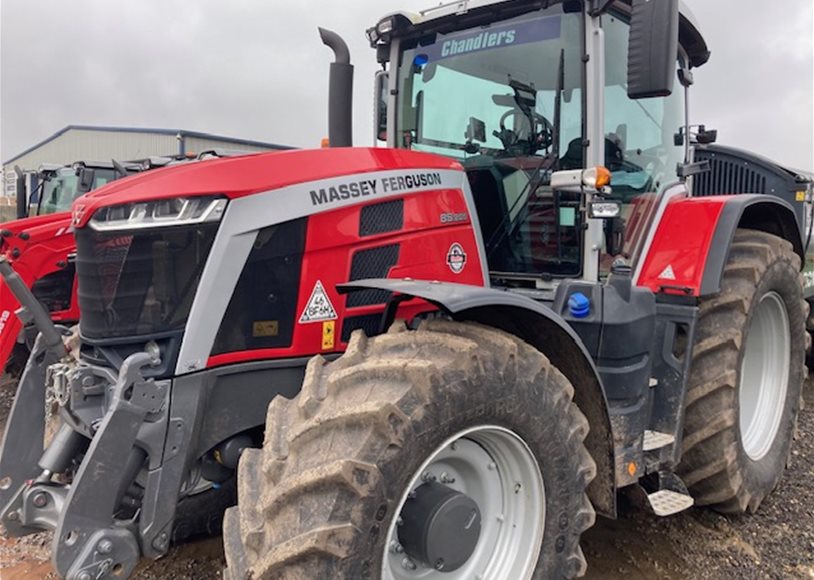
[1,378,812,579]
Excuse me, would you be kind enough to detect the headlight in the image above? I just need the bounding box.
[88,195,228,231]
[377,17,394,35]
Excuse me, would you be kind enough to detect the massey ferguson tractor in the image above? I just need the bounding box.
[0,0,809,578]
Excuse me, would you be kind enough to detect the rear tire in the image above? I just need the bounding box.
[677,229,806,513]
[223,319,596,579]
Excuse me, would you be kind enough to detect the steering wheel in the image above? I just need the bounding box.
[494,109,554,154]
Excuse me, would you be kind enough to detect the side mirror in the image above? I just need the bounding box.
[696,126,717,144]
[14,166,27,219]
[374,70,388,142]
[465,117,486,143]
[76,167,96,194]
[628,0,679,99]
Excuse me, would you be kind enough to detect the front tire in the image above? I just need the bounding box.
[678,229,807,513]
[223,319,596,579]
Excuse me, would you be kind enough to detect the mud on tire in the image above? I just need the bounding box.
[223,319,596,579]
[677,229,807,513]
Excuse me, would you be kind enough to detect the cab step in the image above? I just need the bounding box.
[627,470,695,517]
[643,430,675,451]
[646,489,694,516]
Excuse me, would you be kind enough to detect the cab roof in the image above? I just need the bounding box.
[374,0,709,67]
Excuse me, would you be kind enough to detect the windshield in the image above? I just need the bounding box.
[397,8,583,159]
[38,168,118,215]
[395,7,585,279]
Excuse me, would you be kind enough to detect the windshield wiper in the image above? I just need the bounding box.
[552,48,565,162]
[485,49,567,259]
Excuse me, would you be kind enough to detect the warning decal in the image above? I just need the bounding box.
[322,320,336,350]
[658,265,676,280]
[299,280,338,323]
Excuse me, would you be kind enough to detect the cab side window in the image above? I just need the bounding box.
[602,13,685,268]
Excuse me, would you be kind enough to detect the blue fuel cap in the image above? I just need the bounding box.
[568,292,591,319]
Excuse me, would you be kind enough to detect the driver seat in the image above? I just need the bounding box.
[559,137,625,171]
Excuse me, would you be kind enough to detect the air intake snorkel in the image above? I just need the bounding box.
[319,27,354,147]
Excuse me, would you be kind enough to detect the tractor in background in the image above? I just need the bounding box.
[1,160,144,376]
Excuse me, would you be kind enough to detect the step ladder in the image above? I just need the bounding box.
[634,462,694,517]
[643,430,675,452]
[646,489,694,516]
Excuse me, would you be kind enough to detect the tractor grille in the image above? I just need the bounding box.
[359,199,404,237]
[692,145,807,233]
[75,223,219,339]
[694,152,767,196]
[346,244,400,308]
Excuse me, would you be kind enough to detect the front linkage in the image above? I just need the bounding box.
[0,257,180,579]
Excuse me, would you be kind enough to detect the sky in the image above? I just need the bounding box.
[1,0,812,170]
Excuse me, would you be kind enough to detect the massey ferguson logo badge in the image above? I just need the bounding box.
[299,280,338,323]
[308,172,443,207]
[446,243,467,274]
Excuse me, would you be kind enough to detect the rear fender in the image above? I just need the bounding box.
[636,195,803,297]
[338,278,616,518]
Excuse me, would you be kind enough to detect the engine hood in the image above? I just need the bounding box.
[71,148,461,229]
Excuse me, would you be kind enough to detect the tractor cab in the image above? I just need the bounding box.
[36,165,118,215]
[15,161,143,219]
[369,0,708,288]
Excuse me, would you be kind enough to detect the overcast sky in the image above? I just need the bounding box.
[1,0,812,170]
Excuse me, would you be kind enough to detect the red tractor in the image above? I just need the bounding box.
[0,0,807,578]
[0,161,145,377]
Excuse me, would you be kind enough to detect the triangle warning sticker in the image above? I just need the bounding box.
[299,280,338,323]
[658,264,676,280]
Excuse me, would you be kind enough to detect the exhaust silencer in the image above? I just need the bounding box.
[319,27,354,148]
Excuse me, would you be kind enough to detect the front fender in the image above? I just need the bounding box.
[636,194,803,297]
[338,278,616,517]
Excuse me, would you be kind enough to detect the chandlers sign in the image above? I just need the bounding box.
[422,14,561,61]
[309,172,444,206]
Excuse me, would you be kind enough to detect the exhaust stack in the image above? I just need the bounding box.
[319,27,354,147]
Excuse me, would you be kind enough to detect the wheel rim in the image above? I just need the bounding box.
[739,291,791,461]
[382,426,545,580]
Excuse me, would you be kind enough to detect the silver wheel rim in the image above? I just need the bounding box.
[382,425,545,580]
[739,291,791,461]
